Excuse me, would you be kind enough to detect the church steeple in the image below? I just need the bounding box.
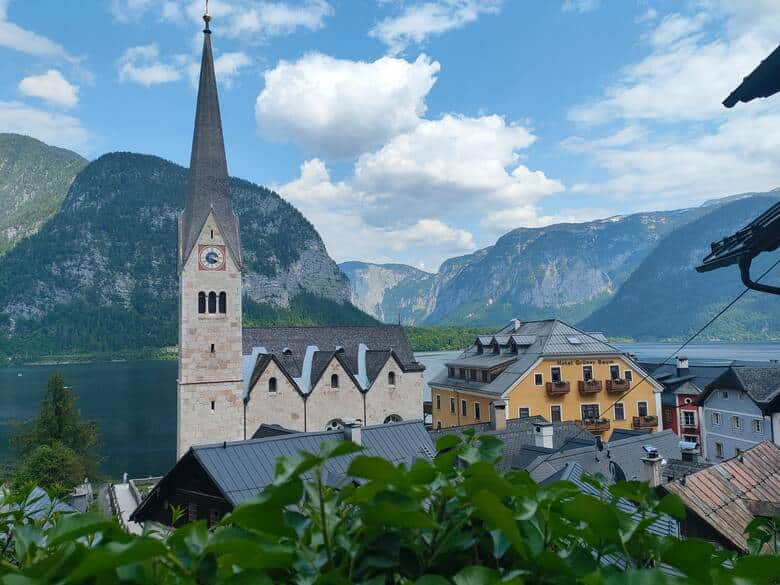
[179,8,242,271]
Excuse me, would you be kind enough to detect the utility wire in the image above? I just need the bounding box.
[528,256,780,469]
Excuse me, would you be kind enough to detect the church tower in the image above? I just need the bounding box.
[177,9,244,458]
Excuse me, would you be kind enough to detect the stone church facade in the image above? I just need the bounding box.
[176,13,424,458]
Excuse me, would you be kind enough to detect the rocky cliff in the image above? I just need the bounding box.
[0,152,368,357]
[343,208,700,326]
[0,133,87,255]
[581,193,780,340]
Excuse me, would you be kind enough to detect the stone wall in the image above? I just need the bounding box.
[364,357,424,425]
[244,360,306,433]
[303,359,365,431]
[177,214,244,458]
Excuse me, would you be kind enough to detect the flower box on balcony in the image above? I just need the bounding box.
[578,379,603,394]
[606,379,630,393]
[633,415,658,429]
[581,418,610,433]
[546,381,570,396]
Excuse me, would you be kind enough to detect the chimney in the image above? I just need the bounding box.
[343,418,363,445]
[676,356,689,376]
[490,400,507,431]
[534,422,554,449]
[510,318,521,332]
[641,445,662,488]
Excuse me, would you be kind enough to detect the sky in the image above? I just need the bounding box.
[1,1,779,272]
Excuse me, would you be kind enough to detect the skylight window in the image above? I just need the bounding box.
[567,336,582,344]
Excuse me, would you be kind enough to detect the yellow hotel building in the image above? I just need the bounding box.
[430,319,662,439]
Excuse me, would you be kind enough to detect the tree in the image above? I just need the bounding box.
[1,431,778,583]
[12,443,86,498]
[10,374,100,487]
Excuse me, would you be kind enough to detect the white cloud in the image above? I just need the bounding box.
[117,45,183,86]
[214,52,251,85]
[179,0,333,40]
[0,0,77,62]
[0,100,88,152]
[564,3,780,208]
[18,70,79,109]
[561,0,601,14]
[568,8,776,125]
[277,159,476,267]
[275,113,563,266]
[256,53,440,158]
[161,1,183,21]
[352,114,563,222]
[108,0,154,22]
[370,0,501,54]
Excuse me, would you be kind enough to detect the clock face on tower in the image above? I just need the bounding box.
[198,244,226,270]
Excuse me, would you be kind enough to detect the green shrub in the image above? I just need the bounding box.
[1,431,778,583]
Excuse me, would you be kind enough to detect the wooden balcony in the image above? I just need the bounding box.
[546,381,570,396]
[578,379,603,394]
[633,415,658,429]
[581,418,610,433]
[606,379,630,393]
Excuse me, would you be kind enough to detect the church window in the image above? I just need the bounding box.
[210,344,215,353]
[384,414,402,424]
[388,371,396,386]
[331,374,339,389]
[269,377,277,393]
[210,400,215,411]
[208,291,217,313]
[218,291,227,313]
[198,292,206,314]
[210,229,214,239]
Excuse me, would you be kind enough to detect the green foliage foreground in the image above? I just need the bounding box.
[2,432,779,584]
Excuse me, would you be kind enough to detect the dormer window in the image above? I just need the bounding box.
[282,348,293,356]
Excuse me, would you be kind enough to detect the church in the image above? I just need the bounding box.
[176,11,424,458]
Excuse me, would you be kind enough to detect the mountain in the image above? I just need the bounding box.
[343,208,701,326]
[581,193,780,341]
[0,133,87,256]
[0,152,373,359]
[339,262,436,323]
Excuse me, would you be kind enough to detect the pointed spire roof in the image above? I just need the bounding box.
[179,11,242,271]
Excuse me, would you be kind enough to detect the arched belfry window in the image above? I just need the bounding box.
[388,371,396,386]
[208,291,217,313]
[198,292,206,314]
[268,377,277,393]
[330,374,339,389]
[218,292,227,314]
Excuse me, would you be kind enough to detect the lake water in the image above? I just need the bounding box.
[2,342,779,479]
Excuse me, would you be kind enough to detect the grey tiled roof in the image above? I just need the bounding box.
[702,365,780,406]
[139,420,434,509]
[662,458,712,482]
[430,416,595,469]
[179,25,241,271]
[431,319,636,397]
[518,429,682,484]
[365,350,392,384]
[542,462,679,538]
[244,325,424,395]
[243,325,421,369]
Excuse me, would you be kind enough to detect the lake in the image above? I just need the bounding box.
[2,342,779,479]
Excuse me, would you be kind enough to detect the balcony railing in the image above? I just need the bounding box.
[606,379,630,393]
[633,415,658,429]
[578,379,603,394]
[546,381,570,396]
[581,418,611,433]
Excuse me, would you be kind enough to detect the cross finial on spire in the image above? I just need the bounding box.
[203,0,212,32]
